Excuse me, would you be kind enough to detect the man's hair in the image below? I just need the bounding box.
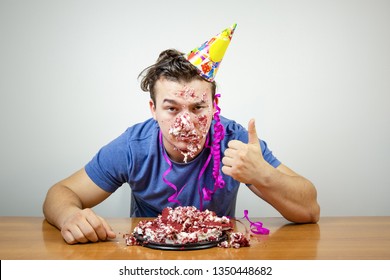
[139,49,216,103]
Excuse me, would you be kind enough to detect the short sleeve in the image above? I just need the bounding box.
[85,130,131,193]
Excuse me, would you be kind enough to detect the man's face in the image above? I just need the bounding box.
[150,77,215,163]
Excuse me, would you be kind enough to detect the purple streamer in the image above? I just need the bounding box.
[243,209,270,235]
[202,93,226,200]
[160,131,182,205]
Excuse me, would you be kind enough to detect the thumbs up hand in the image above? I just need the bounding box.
[247,118,261,147]
[222,119,267,184]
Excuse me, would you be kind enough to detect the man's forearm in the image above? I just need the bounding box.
[250,168,320,223]
[43,184,83,230]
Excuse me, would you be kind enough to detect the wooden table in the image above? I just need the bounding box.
[1,216,389,260]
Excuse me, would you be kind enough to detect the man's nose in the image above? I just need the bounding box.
[177,112,195,129]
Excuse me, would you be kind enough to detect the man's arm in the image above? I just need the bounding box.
[43,168,116,244]
[248,164,320,223]
[222,119,320,223]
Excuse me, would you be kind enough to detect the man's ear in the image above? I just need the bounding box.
[149,99,157,120]
[213,96,219,114]
[214,95,219,105]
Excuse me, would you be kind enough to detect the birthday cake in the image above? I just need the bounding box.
[125,206,250,249]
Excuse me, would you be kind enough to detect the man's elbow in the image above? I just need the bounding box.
[285,203,321,224]
[311,203,321,223]
[301,203,321,223]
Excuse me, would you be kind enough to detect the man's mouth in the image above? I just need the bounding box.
[175,133,201,142]
[172,141,202,163]
[169,128,204,163]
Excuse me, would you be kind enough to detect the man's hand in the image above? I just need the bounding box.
[222,118,269,184]
[60,208,116,244]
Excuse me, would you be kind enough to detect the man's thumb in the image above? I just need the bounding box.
[248,118,259,145]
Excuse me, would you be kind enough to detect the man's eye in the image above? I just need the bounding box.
[194,105,206,111]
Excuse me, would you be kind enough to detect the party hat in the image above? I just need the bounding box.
[185,23,237,82]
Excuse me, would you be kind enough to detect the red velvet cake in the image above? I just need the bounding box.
[125,206,250,249]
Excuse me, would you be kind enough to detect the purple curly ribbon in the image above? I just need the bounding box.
[160,130,212,208]
[243,210,270,235]
[202,93,225,200]
[197,146,212,211]
[160,131,183,205]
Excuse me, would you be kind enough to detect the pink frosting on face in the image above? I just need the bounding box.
[168,86,211,163]
[169,112,197,139]
[176,86,197,100]
[197,114,208,133]
[168,112,202,163]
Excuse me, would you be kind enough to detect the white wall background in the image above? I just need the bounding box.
[1,0,389,218]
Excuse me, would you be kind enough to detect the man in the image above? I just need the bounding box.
[43,24,320,244]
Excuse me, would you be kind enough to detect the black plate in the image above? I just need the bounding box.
[134,233,227,251]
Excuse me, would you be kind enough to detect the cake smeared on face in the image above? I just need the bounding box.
[168,86,211,163]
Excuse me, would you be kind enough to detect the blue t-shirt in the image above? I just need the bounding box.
[85,116,281,217]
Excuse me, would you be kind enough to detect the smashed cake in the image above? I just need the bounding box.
[125,206,249,249]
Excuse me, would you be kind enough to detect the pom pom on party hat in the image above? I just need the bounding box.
[185,23,237,82]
